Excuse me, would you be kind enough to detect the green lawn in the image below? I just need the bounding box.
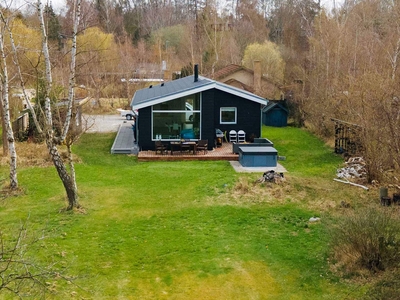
[263,126,343,178]
[0,127,370,299]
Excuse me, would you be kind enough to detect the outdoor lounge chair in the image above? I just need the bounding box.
[155,141,167,154]
[196,139,208,154]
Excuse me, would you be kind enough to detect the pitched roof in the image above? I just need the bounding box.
[262,101,288,113]
[223,78,254,93]
[213,63,282,89]
[131,74,267,109]
[213,64,244,79]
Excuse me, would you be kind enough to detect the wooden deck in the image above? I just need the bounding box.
[138,141,238,162]
[111,123,238,160]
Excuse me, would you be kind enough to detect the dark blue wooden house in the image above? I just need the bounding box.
[131,66,268,151]
[262,101,288,127]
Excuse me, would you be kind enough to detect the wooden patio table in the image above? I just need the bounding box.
[182,141,197,154]
[170,142,180,155]
[170,141,197,155]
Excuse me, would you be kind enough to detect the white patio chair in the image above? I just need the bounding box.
[229,130,237,143]
[237,130,246,143]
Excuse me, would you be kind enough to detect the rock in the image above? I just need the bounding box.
[340,200,351,208]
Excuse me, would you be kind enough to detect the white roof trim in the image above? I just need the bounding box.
[214,82,267,105]
[133,84,267,110]
[133,83,214,109]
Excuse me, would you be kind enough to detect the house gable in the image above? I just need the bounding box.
[131,75,266,110]
[131,73,266,150]
[217,69,255,88]
[213,64,283,100]
[223,78,253,93]
[212,89,262,139]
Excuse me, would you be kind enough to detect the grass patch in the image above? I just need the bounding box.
[0,127,372,299]
[263,126,343,178]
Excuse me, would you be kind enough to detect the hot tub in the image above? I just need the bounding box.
[232,138,274,154]
[238,146,278,167]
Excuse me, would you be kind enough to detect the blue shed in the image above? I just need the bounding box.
[262,101,288,127]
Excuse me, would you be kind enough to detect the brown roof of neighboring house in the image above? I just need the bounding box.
[213,64,282,87]
[212,63,285,100]
[212,64,248,79]
[224,78,254,93]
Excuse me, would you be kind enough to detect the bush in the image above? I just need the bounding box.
[366,269,400,300]
[330,207,400,272]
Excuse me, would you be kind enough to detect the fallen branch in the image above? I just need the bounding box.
[334,178,369,190]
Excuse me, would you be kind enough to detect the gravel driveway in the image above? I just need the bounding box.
[84,114,134,133]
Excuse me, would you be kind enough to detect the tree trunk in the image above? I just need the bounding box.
[38,0,80,209]
[67,143,78,195]
[60,0,81,142]
[46,138,79,210]
[0,93,8,156]
[0,26,18,189]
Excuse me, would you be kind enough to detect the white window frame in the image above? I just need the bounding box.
[151,94,202,141]
[220,107,237,124]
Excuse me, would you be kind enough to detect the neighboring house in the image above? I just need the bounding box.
[11,97,90,140]
[212,62,283,100]
[131,66,268,151]
[55,97,90,133]
[12,112,29,140]
[262,101,288,127]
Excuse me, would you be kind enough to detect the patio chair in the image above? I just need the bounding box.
[172,123,180,135]
[155,141,167,154]
[180,139,191,153]
[229,130,237,143]
[196,139,208,154]
[237,130,246,143]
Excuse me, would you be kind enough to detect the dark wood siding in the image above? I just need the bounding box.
[213,89,261,141]
[201,89,216,149]
[138,88,262,150]
[263,108,288,127]
[137,106,153,150]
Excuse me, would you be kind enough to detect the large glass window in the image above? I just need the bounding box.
[152,94,201,140]
[220,107,237,124]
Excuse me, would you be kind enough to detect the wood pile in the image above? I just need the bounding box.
[334,157,369,190]
[336,157,367,181]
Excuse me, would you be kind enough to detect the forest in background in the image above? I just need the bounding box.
[1,0,400,182]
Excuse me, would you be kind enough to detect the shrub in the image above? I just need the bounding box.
[330,207,400,272]
[365,269,400,300]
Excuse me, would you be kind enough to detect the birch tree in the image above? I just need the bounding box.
[0,14,18,190]
[1,0,82,209]
[37,0,82,210]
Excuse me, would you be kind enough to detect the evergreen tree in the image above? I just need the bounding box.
[44,4,62,48]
